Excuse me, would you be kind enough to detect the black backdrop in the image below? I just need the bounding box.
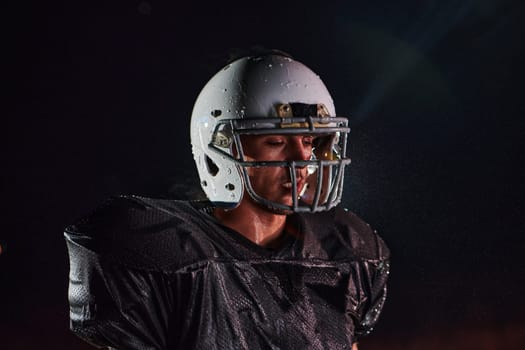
[2,1,524,349]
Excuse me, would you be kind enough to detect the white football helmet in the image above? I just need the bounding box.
[190,54,351,212]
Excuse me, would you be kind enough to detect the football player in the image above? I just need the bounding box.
[65,50,390,349]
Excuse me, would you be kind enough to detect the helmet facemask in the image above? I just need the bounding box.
[207,103,351,213]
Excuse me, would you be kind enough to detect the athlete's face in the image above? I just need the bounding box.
[239,134,315,208]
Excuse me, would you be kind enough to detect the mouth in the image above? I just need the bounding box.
[281,179,307,196]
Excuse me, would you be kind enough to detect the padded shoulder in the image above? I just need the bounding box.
[334,207,390,261]
[64,195,210,270]
[66,195,149,238]
[301,206,390,261]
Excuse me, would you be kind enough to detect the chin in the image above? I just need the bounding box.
[257,197,294,215]
[266,206,294,215]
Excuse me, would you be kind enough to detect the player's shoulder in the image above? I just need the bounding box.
[303,206,390,261]
[333,206,390,261]
[64,195,212,270]
[66,195,193,235]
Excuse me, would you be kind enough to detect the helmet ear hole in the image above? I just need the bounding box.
[205,155,219,176]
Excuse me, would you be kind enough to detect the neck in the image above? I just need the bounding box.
[213,197,288,247]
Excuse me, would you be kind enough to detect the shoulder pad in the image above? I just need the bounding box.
[64,195,203,270]
[333,207,390,261]
[301,206,389,261]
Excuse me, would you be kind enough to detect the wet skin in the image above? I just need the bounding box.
[239,134,315,207]
[213,134,316,246]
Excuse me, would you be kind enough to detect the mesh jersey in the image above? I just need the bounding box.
[65,195,390,349]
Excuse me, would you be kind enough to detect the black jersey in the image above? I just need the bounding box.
[65,195,389,349]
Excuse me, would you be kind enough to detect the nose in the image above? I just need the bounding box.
[287,136,311,161]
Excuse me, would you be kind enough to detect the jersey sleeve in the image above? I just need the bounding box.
[332,208,391,339]
[353,257,390,338]
[64,196,176,349]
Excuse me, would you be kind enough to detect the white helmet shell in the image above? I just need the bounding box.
[190,54,349,211]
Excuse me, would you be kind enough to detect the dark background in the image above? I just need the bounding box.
[2,0,524,349]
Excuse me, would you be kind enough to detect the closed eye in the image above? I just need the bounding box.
[265,137,285,146]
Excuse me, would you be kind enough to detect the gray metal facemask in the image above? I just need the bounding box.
[208,104,351,213]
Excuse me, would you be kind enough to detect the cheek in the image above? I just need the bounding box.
[246,166,285,179]
[243,145,282,162]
